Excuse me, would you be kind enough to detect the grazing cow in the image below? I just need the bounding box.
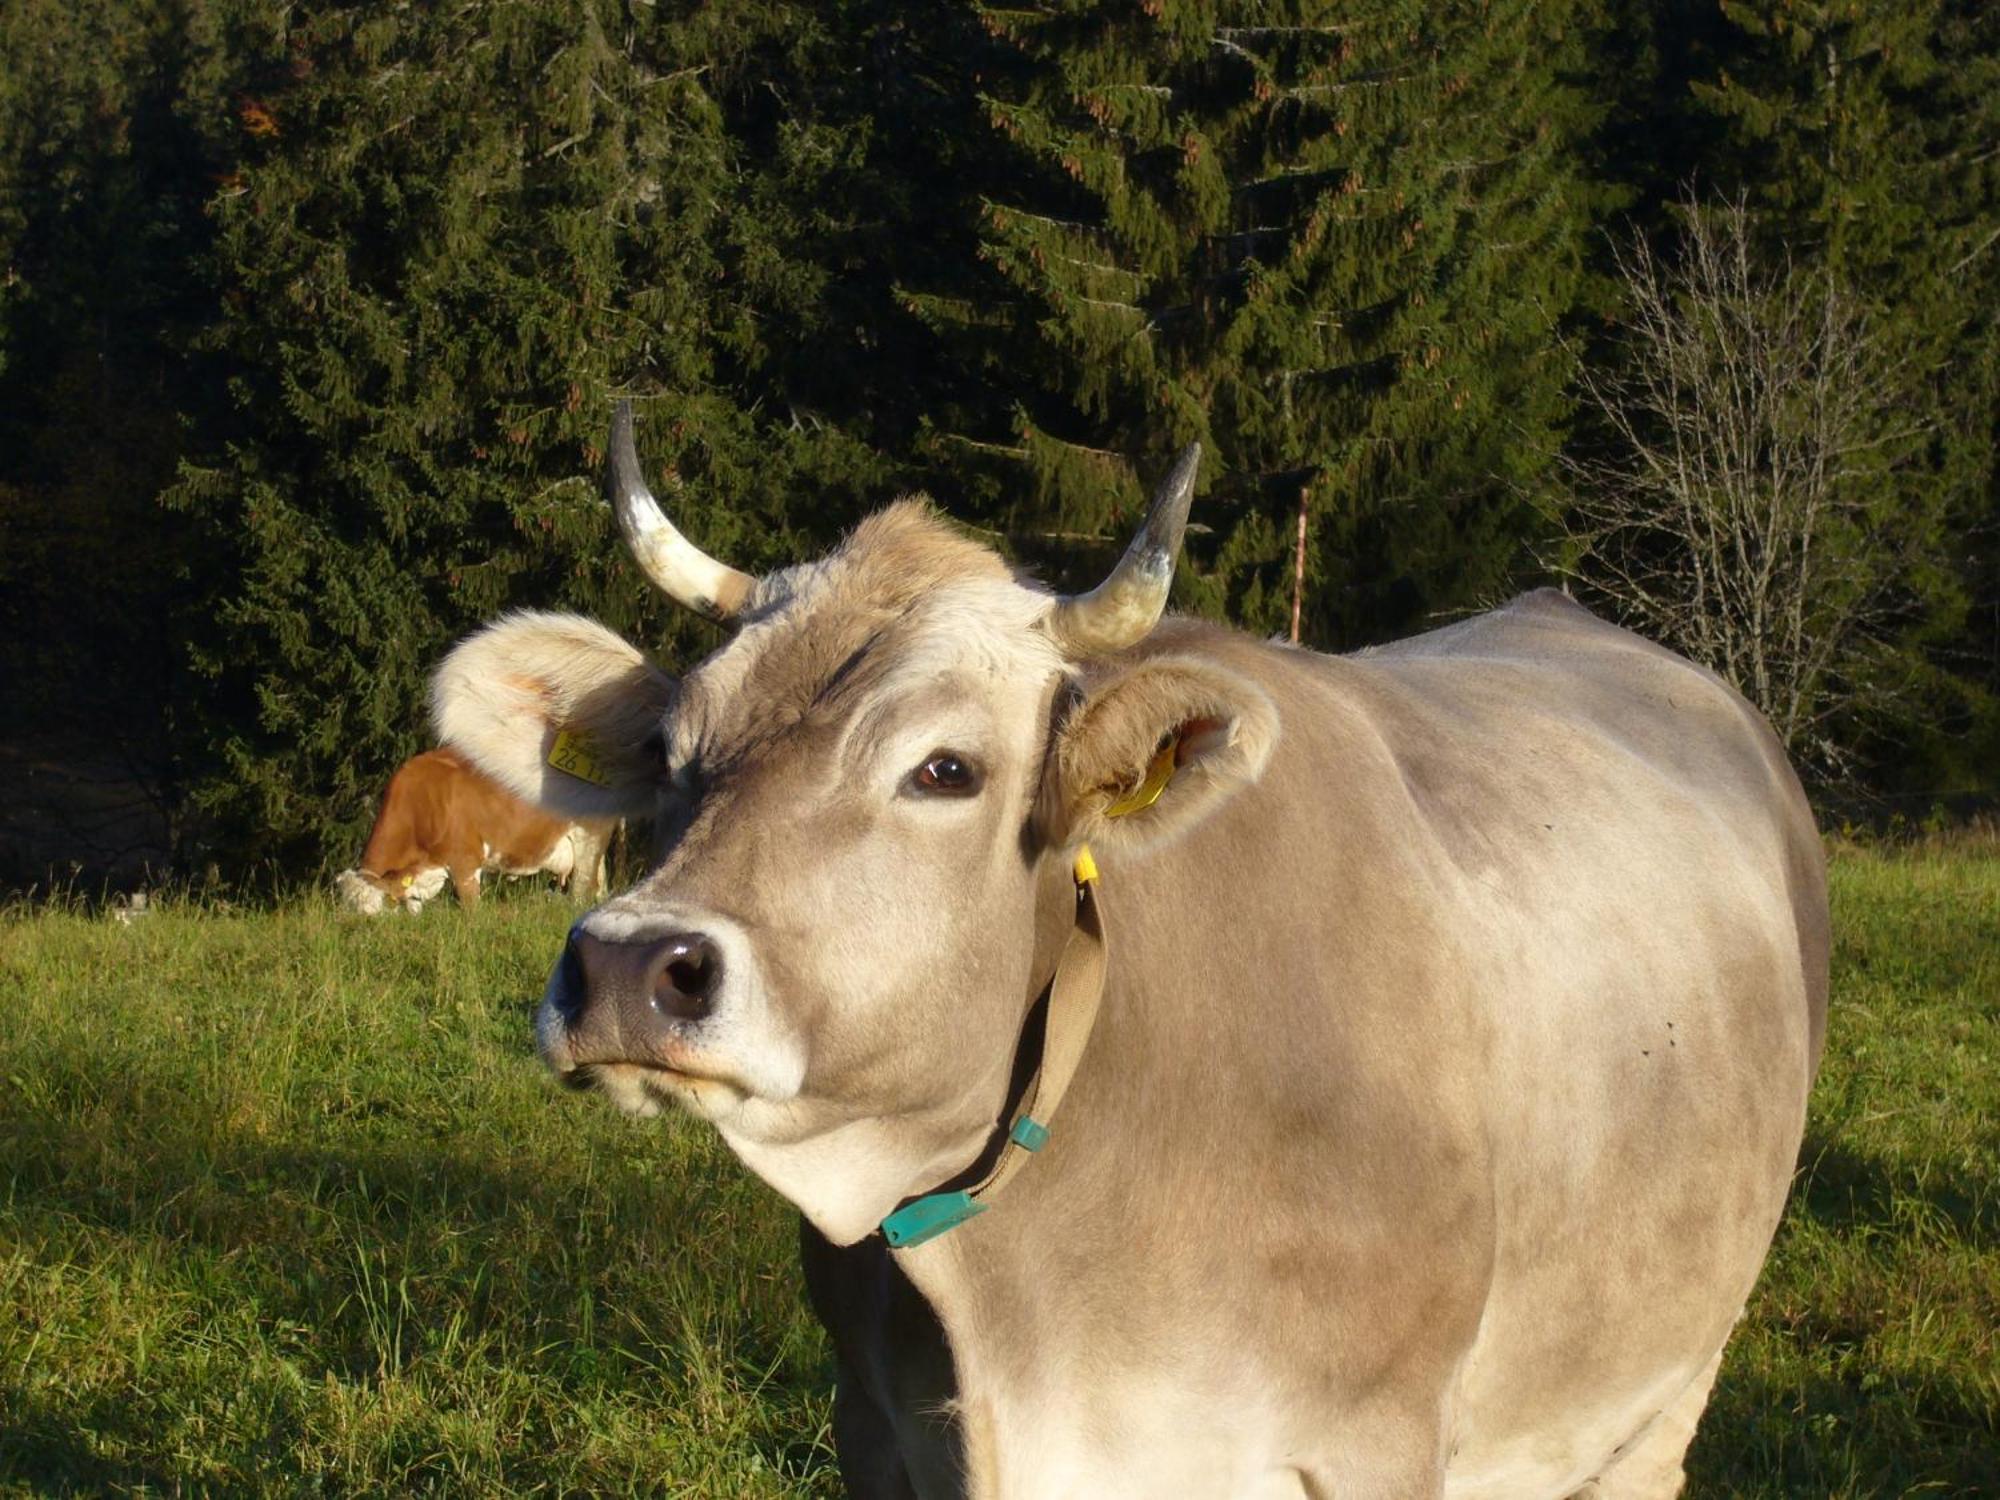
[335,747,615,913]
[430,404,1827,1499]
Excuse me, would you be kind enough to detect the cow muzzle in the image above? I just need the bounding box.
[536,911,803,1117]
[547,926,722,1055]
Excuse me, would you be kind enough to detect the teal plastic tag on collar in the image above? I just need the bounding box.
[1008,1115,1050,1152]
[881,1191,987,1248]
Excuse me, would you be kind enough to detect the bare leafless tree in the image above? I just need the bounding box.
[1554,195,1945,773]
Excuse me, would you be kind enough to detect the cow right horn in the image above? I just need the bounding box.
[604,400,757,623]
[1045,442,1200,657]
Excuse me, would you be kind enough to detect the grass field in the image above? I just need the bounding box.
[2,844,1995,1497]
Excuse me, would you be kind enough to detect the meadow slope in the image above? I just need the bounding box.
[2,845,1995,1496]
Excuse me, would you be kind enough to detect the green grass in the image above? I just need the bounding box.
[0,891,836,1496]
[1688,842,2000,1498]
[2,849,1995,1496]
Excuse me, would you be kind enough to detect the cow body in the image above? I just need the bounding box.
[431,429,1825,1499]
[337,747,615,912]
[806,597,1825,1499]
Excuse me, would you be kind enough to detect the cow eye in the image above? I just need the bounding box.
[910,752,981,797]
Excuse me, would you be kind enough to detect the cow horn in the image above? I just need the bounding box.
[604,401,756,622]
[1045,442,1201,657]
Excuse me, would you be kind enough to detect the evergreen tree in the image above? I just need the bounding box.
[0,0,279,879]
[167,1,896,869]
[1927,0,2000,781]
[8,0,1990,883]
[894,1,1608,647]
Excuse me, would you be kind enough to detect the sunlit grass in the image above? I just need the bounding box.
[2,848,1994,1495]
[0,890,836,1496]
[1687,843,2000,1498]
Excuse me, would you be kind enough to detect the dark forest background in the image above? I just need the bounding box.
[1,0,1994,889]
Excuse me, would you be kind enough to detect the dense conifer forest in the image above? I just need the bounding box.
[1,0,1994,884]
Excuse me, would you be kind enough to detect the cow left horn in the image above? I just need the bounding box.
[1045,443,1201,657]
[604,401,756,622]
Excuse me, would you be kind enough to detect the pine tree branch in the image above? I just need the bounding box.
[1236,165,1352,197]
[1034,434,1127,460]
[984,205,1104,234]
[1213,226,1290,251]
[1947,224,2000,277]
[957,523,1121,543]
[1275,356,1395,384]
[937,434,1030,457]
[1216,25,1371,39]
[632,65,712,89]
[1040,250,1141,279]
[1277,73,1411,97]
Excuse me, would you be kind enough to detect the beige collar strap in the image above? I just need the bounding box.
[879,846,1109,1248]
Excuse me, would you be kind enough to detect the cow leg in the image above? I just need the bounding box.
[569,825,609,904]
[828,1360,923,1500]
[802,1230,920,1499]
[799,1220,959,1499]
[449,862,482,910]
[1565,1352,1723,1500]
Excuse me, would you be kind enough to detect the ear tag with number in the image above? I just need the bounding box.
[548,728,614,787]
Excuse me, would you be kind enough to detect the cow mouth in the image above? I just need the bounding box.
[558,1057,748,1119]
[561,1058,710,1089]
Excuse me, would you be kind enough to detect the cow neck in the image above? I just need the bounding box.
[876,846,1109,1250]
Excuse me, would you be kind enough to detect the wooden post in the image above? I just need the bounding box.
[1290,485,1309,644]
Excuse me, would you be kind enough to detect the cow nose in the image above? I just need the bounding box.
[562,928,724,1034]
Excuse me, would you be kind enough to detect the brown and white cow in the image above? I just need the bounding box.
[334,747,615,913]
[430,404,1827,1499]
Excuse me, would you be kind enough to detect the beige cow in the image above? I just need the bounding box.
[431,404,1827,1499]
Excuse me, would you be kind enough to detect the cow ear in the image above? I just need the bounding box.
[1046,654,1279,856]
[430,610,674,821]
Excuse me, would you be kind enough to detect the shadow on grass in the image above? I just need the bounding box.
[13,1100,1986,1495]
[1790,1131,1998,1248]
[0,1087,836,1493]
[1691,1361,2000,1498]
[0,1385,182,1497]
[1680,1132,2000,1496]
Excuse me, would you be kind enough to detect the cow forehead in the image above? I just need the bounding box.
[667,502,1064,764]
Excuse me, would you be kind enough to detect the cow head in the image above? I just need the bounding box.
[431,405,1278,1243]
[334,865,447,915]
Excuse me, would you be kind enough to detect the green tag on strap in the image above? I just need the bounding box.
[1008,1115,1050,1151]
[880,1191,987,1249]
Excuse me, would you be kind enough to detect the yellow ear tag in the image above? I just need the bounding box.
[400,875,413,890]
[1073,844,1099,885]
[548,728,614,787]
[1103,739,1178,819]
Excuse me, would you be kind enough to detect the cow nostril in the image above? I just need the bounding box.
[553,932,589,1021]
[653,936,720,1020]
[667,951,713,997]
